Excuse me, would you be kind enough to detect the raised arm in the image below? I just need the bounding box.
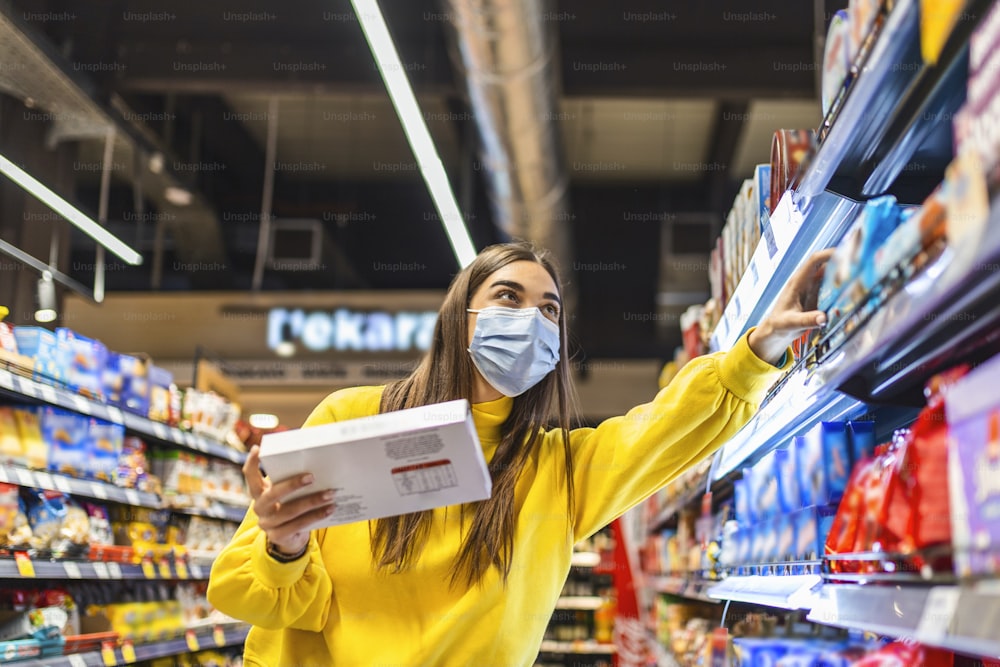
[565,250,832,540]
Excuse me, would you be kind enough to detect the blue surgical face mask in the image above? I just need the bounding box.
[466,306,561,397]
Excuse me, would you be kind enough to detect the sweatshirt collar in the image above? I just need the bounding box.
[471,395,513,460]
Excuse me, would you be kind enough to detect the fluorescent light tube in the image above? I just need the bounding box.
[349,0,478,268]
[0,153,143,265]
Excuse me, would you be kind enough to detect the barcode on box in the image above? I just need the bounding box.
[391,459,458,496]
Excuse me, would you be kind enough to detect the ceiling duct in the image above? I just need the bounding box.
[443,0,575,299]
[0,3,227,271]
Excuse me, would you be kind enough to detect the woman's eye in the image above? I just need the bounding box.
[497,290,518,302]
[545,304,559,317]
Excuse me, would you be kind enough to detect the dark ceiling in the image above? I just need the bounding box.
[3,0,836,359]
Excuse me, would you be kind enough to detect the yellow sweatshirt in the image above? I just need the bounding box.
[208,332,788,666]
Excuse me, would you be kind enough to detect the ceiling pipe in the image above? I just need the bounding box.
[442,0,576,306]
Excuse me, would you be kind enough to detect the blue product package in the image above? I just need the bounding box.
[734,478,750,526]
[102,352,125,407]
[40,407,89,479]
[736,528,752,567]
[118,354,149,416]
[749,524,766,564]
[776,513,797,563]
[818,195,902,313]
[796,431,825,508]
[87,419,124,482]
[847,421,876,465]
[56,329,107,400]
[794,507,820,561]
[775,446,800,513]
[760,518,779,564]
[12,327,65,384]
[754,452,780,520]
[734,639,790,667]
[742,467,759,522]
[798,422,850,505]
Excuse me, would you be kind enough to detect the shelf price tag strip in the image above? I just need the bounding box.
[67,654,87,667]
[915,587,961,644]
[121,640,137,664]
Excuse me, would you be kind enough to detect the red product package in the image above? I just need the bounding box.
[884,368,968,554]
[854,640,953,667]
[825,456,875,570]
[856,437,906,557]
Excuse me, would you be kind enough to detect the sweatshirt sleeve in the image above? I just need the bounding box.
[567,330,790,541]
[205,390,361,631]
[207,506,334,631]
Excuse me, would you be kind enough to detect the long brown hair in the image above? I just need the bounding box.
[373,242,577,587]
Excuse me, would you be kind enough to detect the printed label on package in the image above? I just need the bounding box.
[761,211,779,259]
[391,459,458,496]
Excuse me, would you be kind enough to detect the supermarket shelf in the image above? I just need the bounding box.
[170,503,248,524]
[120,412,246,465]
[0,464,160,508]
[816,196,1000,406]
[855,0,992,199]
[553,596,604,611]
[710,190,862,353]
[648,482,707,533]
[798,0,921,199]
[0,557,210,581]
[0,463,248,522]
[808,584,1000,659]
[9,623,249,667]
[0,367,245,465]
[707,575,823,611]
[538,640,616,655]
[712,368,865,480]
[648,575,718,604]
[570,551,602,568]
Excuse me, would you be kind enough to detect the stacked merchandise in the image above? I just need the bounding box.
[721,421,874,574]
[0,476,235,563]
[152,451,249,512]
[651,598,957,667]
[705,164,772,329]
[826,356,1000,579]
[0,579,235,662]
[151,651,244,667]
[642,457,713,528]
[0,322,243,449]
[954,0,1000,187]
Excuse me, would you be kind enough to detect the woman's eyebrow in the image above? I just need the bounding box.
[489,280,562,306]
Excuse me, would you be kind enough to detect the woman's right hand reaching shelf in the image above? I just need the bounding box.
[242,445,337,557]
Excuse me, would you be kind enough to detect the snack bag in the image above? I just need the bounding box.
[13,409,47,470]
[23,488,68,551]
[0,483,20,545]
[81,503,113,546]
[51,497,89,556]
[885,368,967,553]
[0,407,23,465]
[56,329,108,400]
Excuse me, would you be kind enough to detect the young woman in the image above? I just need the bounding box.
[208,241,831,666]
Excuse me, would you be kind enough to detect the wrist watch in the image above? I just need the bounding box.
[265,539,308,563]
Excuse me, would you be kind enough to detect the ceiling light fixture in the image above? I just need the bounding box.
[274,341,296,358]
[164,186,193,206]
[348,0,477,268]
[35,271,57,323]
[0,154,143,266]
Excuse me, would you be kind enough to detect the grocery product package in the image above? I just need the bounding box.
[769,129,814,214]
[56,329,107,400]
[13,409,47,470]
[822,10,852,116]
[40,407,89,478]
[86,418,124,483]
[818,196,903,323]
[0,407,22,465]
[946,353,1000,577]
[796,422,851,507]
[12,327,66,385]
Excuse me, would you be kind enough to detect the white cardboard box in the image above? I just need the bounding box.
[259,399,492,529]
